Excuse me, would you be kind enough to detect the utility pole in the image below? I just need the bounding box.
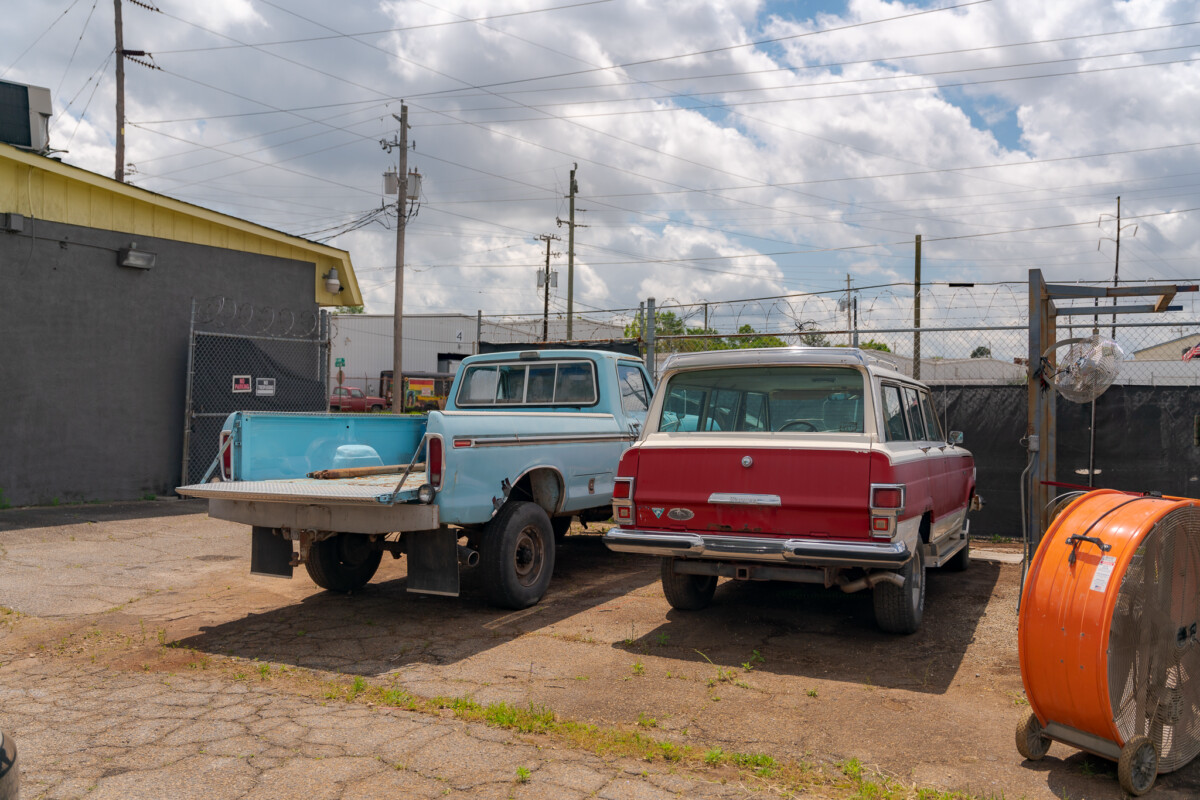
[114,0,125,182]
[914,234,922,380]
[537,234,560,342]
[556,165,586,340]
[845,274,853,346]
[381,105,409,411]
[1098,196,1138,339]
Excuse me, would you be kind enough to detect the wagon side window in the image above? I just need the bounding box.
[918,391,944,441]
[902,386,927,441]
[882,384,909,441]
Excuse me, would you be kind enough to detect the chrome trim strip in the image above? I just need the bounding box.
[455,432,636,447]
[707,493,782,506]
[602,528,911,568]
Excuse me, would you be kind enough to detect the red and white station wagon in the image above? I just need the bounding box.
[602,347,979,634]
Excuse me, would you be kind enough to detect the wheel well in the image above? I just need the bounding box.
[509,468,564,516]
[919,512,932,544]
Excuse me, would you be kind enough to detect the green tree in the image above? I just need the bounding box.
[333,305,365,314]
[729,324,786,349]
[799,331,830,347]
[970,345,992,359]
[859,339,890,353]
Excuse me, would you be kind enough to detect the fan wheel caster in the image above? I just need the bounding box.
[1117,735,1158,797]
[1015,712,1050,761]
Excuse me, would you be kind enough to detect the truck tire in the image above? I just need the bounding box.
[873,548,925,634]
[481,501,555,609]
[551,515,572,544]
[660,558,716,610]
[305,533,382,593]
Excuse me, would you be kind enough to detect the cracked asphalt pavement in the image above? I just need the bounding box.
[2,499,1199,799]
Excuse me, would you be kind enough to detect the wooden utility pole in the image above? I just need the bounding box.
[538,234,560,342]
[114,0,125,182]
[392,105,409,410]
[913,235,922,379]
[557,165,585,340]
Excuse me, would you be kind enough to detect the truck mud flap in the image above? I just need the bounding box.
[251,526,294,578]
[406,529,460,597]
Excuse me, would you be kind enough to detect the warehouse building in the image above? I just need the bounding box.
[0,140,362,506]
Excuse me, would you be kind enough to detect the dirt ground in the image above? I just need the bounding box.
[2,499,1199,799]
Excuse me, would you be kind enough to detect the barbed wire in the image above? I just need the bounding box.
[193,296,321,339]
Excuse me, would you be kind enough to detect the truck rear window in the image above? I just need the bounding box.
[657,366,864,433]
[456,360,598,407]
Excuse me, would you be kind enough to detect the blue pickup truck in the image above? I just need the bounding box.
[177,349,653,609]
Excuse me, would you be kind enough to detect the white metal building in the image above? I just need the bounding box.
[328,313,626,393]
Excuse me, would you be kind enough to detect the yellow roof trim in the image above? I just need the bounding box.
[0,142,362,306]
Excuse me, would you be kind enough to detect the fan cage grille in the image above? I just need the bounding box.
[1108,507,1200,773]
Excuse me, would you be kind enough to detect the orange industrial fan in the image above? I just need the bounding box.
[1017,488,1200,795]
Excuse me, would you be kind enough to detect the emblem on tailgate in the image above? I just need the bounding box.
[651,508,665,518]
[667,508,694,521]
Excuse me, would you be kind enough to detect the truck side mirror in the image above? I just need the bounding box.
[949,431,964,445]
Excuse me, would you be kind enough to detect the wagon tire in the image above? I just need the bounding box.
[1015,712,1050,761]
[305,533,382,593]
[481,501,555,609]
[1118,735,1158,796]
[873,548,925,634]
[660,558,716,610]
[946,536,970,572]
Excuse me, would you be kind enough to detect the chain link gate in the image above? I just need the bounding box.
[180,298,331,486]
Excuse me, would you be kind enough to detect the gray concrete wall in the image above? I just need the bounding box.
[0,218,317,506]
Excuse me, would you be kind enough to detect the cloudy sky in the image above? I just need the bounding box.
[4,0,1199,332]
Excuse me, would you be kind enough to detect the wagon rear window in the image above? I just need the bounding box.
[657,366,864,433]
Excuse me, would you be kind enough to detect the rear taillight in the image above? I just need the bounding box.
[427,437,444,489]
[220,431,232,480]
[869,484,905,539]
[871,485,905,509]
[612,477,634,525]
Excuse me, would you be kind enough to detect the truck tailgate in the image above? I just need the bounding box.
[177,471,429,506]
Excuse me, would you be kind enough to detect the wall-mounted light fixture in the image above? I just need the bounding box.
[118,242,156,269]
[323,266,342,294]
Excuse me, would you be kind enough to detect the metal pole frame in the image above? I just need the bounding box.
[179,298,198,487]
[1026,270,1196,545]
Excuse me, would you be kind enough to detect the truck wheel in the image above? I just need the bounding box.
[481,501,555,609]
[660,558,716,610]
[305,533,382,593]
[873,548,925,634]
[551,516,572,544]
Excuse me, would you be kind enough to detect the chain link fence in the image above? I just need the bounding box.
[180,298,330,486]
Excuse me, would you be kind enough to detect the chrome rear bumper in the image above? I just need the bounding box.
[602,528,912,569]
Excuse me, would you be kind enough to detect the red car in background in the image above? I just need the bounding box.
[329,386,387,412]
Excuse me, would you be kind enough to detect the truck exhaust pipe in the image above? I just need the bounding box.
[457,545,480,567]
[837,571,906,594]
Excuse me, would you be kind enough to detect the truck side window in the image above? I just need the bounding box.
[882,384,908,441]
[902,386,927,440]
[554,362,596,403]
[617,364,650,414]
[919,391,943,441]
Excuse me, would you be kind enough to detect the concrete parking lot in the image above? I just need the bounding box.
[2,499,1199,799]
